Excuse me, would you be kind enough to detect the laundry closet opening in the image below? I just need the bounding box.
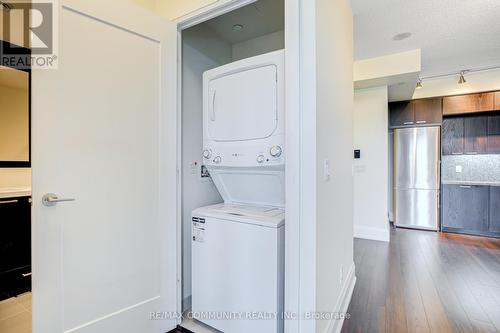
[179,0,285,331]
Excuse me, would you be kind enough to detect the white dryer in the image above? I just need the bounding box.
[202,50,285,207]
[191,203,285,333]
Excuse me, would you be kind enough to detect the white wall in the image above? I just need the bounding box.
[412,68,500,99]
[299,0,354,332]
[353,86,390,242]
[181,30,230,308]
[232,30,284,61]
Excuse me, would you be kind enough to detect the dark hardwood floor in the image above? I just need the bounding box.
[341,226,500,333]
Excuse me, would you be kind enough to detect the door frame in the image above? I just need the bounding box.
[172,1,301,332]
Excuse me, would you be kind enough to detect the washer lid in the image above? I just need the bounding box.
[193,203,285,228]
[207,64,278,142]
[208,166,285,208]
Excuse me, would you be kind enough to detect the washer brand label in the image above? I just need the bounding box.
[192,216,205,242]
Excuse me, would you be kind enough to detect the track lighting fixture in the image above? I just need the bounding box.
[416,78,423,89]
[458,71,467,84]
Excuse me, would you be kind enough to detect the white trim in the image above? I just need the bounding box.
[284,0,301,332]
[63,296,160,333]
[324,263,356,333]
[173,1,302,333]
[354,225,390,242]
[175,0,257,30]
[298,0,317,331]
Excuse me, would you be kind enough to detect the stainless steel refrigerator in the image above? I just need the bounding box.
[394,126,440,230]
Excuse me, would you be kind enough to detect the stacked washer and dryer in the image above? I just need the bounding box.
[191,50,285,333]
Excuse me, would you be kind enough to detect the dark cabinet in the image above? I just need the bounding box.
[0,196,31,300]
[442,118,464,155]
[413,98,442,125]
[389,98,442,128]
[443,93,495,115]
[487,115,500,154]
[464,117,488,154]
[390,101,414,127]
[490,187,500,233]
[442,185,489,232]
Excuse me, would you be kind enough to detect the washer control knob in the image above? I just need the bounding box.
[203,149,212,159]
[213,156,221,164]
[270,145,283,157]
[257,155,265,163]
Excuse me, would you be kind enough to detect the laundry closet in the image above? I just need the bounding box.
[180,0,285,332]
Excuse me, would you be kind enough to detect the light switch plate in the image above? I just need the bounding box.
[324,159,331,181]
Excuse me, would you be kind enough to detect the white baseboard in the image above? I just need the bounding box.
[324,262,356,333]
[354,225,390,242]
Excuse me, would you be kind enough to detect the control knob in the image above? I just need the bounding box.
[213,156,221,164]
[256,155,265,163]
[270,145,283,157]
[203,149,212,159]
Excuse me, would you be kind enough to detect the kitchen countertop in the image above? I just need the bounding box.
[442,180,500,187]
[0,186,32,199]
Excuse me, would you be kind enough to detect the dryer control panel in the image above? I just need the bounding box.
[203,143,285,168]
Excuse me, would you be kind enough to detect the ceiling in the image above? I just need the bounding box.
[352,0,500,77]
[205,0,284,44]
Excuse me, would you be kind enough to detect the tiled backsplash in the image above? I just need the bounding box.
[442,155,500,183]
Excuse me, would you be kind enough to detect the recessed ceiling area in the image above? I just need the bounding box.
[352,0,500,77]
[205,0,284,44]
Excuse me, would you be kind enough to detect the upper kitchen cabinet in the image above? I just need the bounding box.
[442,118,464,155]
[443,92,495,115]
[389,101,414,127]
[413,98,442,125]
[487,115,500,153]
[495,91,500,110]
[464,116,488,154]
[389,98,442,128]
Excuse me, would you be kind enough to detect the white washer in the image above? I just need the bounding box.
[191,203,285,333]
[202,50,285,207]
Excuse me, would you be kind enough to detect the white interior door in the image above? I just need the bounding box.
[32,1,178,332]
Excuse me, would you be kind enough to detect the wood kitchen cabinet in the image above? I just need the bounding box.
[442,185,489,232]
[413,98,442,125]
[490,186,500,233]
[389,98,442,128]
[442,118,464,155]
[495,91,500,110]
[464,116,488,154]
[487,115,500,153]
[443,92,495,115]
[0,196,31,300]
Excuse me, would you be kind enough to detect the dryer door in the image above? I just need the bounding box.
[207,65,278,142]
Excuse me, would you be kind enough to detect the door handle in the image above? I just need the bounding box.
[403,121,414,125]
[0,199,18,204]
[459,185,472,189]
[416,120,427,124]
[22,272,32,278]
[42,193,76,207]
[210,90,216,121]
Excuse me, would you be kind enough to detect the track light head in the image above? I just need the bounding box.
[458,71,467,84]
[416,79,423,89]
